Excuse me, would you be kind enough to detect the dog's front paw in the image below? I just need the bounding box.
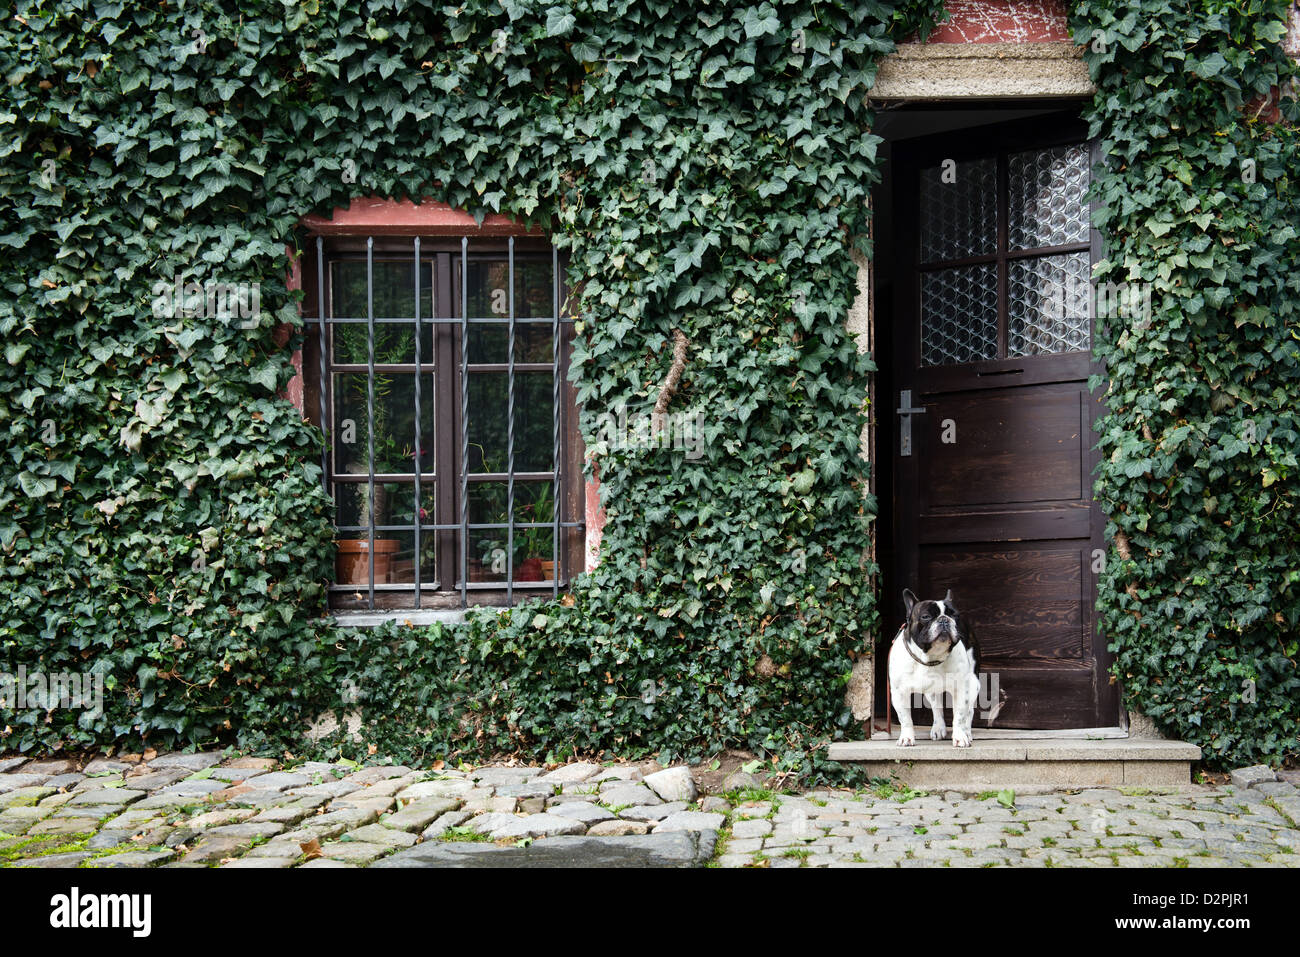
[930,724,947,741]
[952,728,972,748]
[897,731,916,747]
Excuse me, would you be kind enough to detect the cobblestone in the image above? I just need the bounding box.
[2,752,1296,869]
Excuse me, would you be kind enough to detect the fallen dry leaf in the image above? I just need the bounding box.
[300,838,322,861]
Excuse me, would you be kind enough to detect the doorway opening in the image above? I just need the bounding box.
[869,101,1120,732]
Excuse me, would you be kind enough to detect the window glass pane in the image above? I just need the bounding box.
[1008,253,1091,357]
[514,373,555,473]
[381,529,437,586]
[920,263,999,366]
[334,481,436,530]
[331,260,433,321]
[467,480,554,582]
[330,260,434,364]
[1008,144,1090,250]
[465,258,554,363]
[331,321,434,366]
[333,529,436,587]
[332,372,435,476]
[919,156,997,263]
[467,372,554,473]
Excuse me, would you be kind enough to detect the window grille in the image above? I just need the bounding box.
[309,234,582,610]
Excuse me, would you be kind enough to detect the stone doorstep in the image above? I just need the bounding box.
[831,737,1201,761]
[828,736,1201,789]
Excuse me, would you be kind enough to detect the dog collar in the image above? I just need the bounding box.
[897,629,944,667]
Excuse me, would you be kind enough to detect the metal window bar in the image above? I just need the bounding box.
[315,236,329,491]
[551,244,560,597]
[412,236,422,609]
[366,237,376,610]
[506,236,516,606]
[459,236,469,608]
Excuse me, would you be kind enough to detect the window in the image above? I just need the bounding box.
[303,233,583,610]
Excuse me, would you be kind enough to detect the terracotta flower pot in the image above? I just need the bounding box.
[516,557,544,582]
[336,539,402,585]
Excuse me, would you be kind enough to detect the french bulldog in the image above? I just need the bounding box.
[889,588,980,748]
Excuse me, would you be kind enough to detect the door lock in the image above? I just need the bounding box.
[897,389,926,457]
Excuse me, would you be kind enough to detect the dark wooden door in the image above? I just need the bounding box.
[891,115,1117,729]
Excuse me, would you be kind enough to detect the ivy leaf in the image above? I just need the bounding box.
[249,364,279,391]
[17,471,58,498]
[545,9,576,37]
[744,11,780,39]
[790,469,816,494]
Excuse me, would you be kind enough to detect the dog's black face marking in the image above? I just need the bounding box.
[901,588,978,669]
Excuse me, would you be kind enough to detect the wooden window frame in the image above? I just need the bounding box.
[299,223,585,611]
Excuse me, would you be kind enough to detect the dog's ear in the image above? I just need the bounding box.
[902,589,918,615]
[943,588,953,605]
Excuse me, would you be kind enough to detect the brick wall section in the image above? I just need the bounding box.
[926,0,1071,43]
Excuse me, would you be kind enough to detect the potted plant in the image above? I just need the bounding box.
[517,481,554,582]
[476,481,553,582]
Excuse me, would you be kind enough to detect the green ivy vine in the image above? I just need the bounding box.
[2,0,1296,773]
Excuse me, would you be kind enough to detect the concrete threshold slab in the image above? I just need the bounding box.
[830,737,1201,762]
[869,726,1129,741]
[830,733,1201,788]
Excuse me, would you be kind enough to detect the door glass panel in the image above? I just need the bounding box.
[1008,144,1090,251]
[920,263,998,366]
[919,156,997,263]
[1008,253,1092,357]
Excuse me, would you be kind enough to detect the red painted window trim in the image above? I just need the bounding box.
[299,197,544,238]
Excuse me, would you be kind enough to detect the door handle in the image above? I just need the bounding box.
[896,389,926,457]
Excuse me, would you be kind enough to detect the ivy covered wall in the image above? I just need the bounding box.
[1072,0,1299,766]
[1,0,1296,771]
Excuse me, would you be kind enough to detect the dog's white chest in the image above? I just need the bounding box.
[888,627,975,694]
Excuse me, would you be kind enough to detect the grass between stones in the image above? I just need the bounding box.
[1263,797,1300,828]
[78,843,173,866]
[706,787,792,866]
[868,777,928,802]
[0,831,94,863]
[433,826,493,844]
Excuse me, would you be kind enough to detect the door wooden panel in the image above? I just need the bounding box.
[921,388,1083,507]
[890,114,1117,730]
[920,545,1085,660]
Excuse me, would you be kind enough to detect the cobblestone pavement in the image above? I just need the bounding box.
[1,752,1296,868]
